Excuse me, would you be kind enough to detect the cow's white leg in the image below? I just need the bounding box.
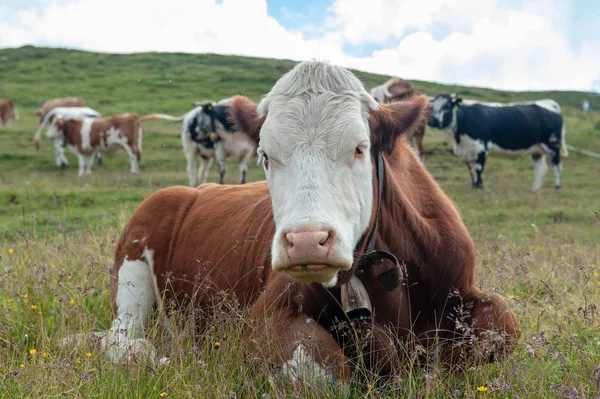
[184,148,197,186]
[120,144,139,174]
[130,155,139,174]
[84,154,95,176]
[76,154,86,177]
[238,148,253,184]
[282,343,330,383]
[103,250,158,363]
[552,162,563,189]
[216,144,227,184]
[466,161,478,187]
[53,139,68,168]
[197,155,212,185]
[531,153,548,191]
[548,146,563,189]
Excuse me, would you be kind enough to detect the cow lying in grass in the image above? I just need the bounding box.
[105,61,520,384]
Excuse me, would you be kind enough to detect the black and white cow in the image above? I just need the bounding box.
[428,94,568,190]
[181,98,255,186]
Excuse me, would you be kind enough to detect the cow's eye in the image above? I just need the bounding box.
[262,153,269,169]
[355,146,364,155]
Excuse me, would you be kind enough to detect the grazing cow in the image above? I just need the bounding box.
[106,62,519,384]
[34,97,86,123]
[0,99,19,128]
[370,78,428,160]
[33,106,102,168]
[428,94,568,190]
[179,98,255,186]
[49,114,143,177]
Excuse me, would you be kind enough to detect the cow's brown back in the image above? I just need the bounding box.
[36,97,85,121]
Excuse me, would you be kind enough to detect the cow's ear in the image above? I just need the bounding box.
[201,103,214,114]
[228,96,265,144]
[369,95,429,154]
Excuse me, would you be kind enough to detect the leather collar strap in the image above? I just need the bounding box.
[340,153,405,320]
[358,153,405,292]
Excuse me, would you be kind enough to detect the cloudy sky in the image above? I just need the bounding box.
[1,0,599,92]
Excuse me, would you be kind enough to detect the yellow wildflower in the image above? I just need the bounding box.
[86,352,92,357]
[160,392,168,397]
[69,299,75,305]
[66,275,72,280]
[23,298,29,304]
[22,294,27,299]
[7,299,14,303]
[30,305,36,310]
[214,341,221,349]
[29,349,37,355]
[477,386,488,392]
[8,248,14,255]
[38,311,42,316]
[19,364,24,368]
[594,272,599,277]
[43,353,48,358]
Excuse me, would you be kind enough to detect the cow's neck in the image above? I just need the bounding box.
[375,143,475,301]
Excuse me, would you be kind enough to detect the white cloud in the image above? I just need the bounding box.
[0,0,598,92]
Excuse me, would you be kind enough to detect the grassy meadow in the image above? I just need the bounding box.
[0,45,599,398]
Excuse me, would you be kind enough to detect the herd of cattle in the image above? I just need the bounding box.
[1,72,569,190]
[4,60,582,385]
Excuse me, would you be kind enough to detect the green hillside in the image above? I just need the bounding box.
[0,46,599,398]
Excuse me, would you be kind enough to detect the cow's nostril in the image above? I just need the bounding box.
[319,232,333,247]
[284,232,295,248]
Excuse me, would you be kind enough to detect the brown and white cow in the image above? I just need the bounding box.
[106,61,520,383]
[0,99,19,128]
[370,78,429,160]
[35,97,85,123]
[52,114,143,177]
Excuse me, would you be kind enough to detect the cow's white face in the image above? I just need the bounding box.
[229,61,429,287]
[259,92,374,287]
[428,94,458,130]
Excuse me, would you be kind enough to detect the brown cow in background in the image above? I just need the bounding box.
[35,97,85,123]
[371,78,429,160]
[0,99,18,128]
